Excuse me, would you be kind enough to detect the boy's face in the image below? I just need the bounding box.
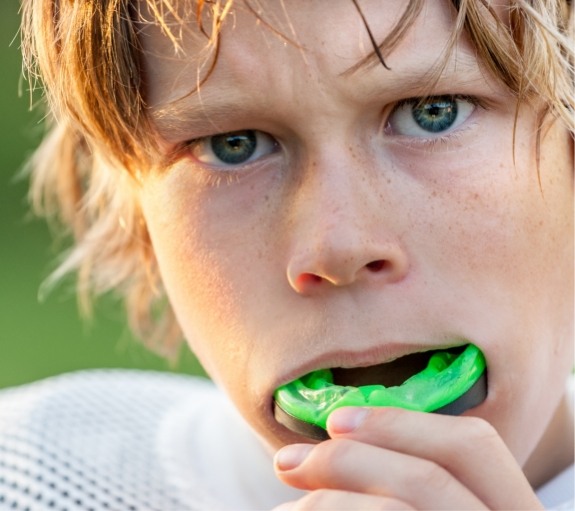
[138,0,573,462]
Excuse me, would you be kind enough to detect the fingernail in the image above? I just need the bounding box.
[274,444,313,471]
[327,407,369,434]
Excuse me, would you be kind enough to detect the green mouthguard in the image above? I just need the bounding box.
[274,344,486,439]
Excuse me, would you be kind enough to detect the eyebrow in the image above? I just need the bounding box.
[343,48,489,106]
[345,48,483,87]
[150,87,250,141]
[150,52,487,141]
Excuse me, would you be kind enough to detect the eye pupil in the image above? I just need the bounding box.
[412,98,458,133]
[211,130,257,164]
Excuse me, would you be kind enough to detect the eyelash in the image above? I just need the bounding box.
[197,172,242,188]
[392,94,482,113]
[385,94,486,149]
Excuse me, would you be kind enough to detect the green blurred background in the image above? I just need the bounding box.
[1,1,206,389]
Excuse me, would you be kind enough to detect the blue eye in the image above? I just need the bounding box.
[413,98,457,132]
[388,96,475,138]
[190,130,278,167]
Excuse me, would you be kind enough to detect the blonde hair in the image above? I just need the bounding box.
[20,0,574,359]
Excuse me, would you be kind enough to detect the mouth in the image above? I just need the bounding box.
[273,344,487,441]
[331,345,467,388]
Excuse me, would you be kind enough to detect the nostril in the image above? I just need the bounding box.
[297,273,323,286]
[365,260,388,272]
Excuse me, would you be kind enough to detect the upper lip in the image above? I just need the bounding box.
[274,341,468,390]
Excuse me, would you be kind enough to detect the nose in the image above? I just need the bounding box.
[285,156,410,296]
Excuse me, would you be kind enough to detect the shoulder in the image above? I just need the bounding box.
[0,368,214,404]
[537,464,574,510]
[0,370,224,511]
[0,369,217,439]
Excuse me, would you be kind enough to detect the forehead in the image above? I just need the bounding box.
[137,1,497,117]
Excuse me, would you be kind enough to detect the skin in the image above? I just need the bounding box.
[137,0,573,508]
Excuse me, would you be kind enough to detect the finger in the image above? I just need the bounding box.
[274,440,487,510]
[272,490,415,511]
[326,407,542,510]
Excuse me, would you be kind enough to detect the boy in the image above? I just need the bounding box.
[1,0,572,509]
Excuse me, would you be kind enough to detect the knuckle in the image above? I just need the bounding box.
[441,416,502,463]
[462,415,500,445]
[410,459,452,492]
[314,437,354,462]
[369,404,404,426]
[310,438,356,484]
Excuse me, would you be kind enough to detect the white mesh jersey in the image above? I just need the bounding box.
[0,371,572,510]
[0,370,301,511]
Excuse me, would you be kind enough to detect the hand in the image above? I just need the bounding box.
[272,407,543,510]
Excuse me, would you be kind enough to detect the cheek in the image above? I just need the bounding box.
[444,130,574,462]
[149,218,250,377]
[422,121,572,306]
[138,167,283,385]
